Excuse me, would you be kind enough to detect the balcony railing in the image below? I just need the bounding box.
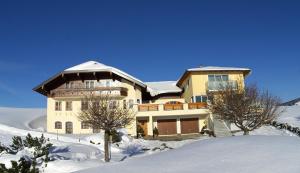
[137,102,207,112]
[188,102,207,109]
[138,104,159,111]
[164,104,184,111]
[49,87,128,98]
[207,80,238,91]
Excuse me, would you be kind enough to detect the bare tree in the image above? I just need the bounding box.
[78,94,135,162]
[209,85,281,135]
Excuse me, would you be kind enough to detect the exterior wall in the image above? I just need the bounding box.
[181,76,193,103]
[182,71,246,101]
[47,79,142,135]
[152,98,186,104]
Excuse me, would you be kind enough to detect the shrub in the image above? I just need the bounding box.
[153,127,159,138]
[136,124,145,138]
[10,136,24,152]
[0,157,39,173]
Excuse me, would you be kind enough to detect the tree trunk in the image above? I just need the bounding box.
[243,130,249,135]
[104,130,110,162]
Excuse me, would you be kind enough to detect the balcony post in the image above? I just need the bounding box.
[183,103,188,110]
[176,117,181,134]
[148,116,153,136]
[158,104,164,111]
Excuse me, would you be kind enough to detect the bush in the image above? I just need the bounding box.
[10,136,24,152]
[136,124,145,138]
[153,127,159,138]
[0,157,39,173]
[1,133,53,172]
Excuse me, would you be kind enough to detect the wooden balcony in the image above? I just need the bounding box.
[49,87,128,98]
[164,104,184,111]
[137,103,207,112]
[188,102,207,109]
[138,104,159,111]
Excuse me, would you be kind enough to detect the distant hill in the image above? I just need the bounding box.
[281,98,300,106]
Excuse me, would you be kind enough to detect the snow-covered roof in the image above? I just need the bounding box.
[187,66,251,72]
[64,61,146,87]
[145,81,182,96]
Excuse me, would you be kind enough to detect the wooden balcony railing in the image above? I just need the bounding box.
[188,102,207,109]
[49,87,128,98]
[164,104,184,111]
[138,104,159,111]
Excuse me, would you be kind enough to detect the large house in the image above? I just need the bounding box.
[33,61,251,137]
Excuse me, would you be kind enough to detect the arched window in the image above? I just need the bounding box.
[55,121,62,129]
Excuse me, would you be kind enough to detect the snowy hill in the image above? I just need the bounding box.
[0,107,46,130]
[281,97,300,106]
[77,135,300,173]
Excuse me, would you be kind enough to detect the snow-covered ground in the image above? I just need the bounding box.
[78,135,300,173]
[0,105,300,173]
[277,105,300,127]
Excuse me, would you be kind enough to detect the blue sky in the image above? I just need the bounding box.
[0,0,299,108]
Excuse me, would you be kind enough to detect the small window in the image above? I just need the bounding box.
[106,80,111,87]
[92,101,99,108]
[55,121,62,129]
[55,101,62,111]
[129,99,134,108]
[123,100,127,109]
[81,122,89,129]
[137,99,141,104]
[81,101,88,110]
[66,101,72,111]
[109,100,117,109]
[194,95,208,103]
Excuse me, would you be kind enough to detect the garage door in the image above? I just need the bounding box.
[157,119,177,135]
[180,118,199,134]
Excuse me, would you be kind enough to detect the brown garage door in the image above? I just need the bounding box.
[157,119,177,135]
[181,118,199,134]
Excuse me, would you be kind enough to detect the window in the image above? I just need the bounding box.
[92,101,99,108]
[85,81,95,89]
[123,100,127,109]
[81,122,89,129]
[129,99,134,108]
[55,101,62,111]
[106,80,111,87]
[194,95,208,103]
[81,101,88,110]
[66,101,72,111]
[109,100,117,109]
[65,82,74,89]
[137,99,141,104]
[55,121,62,129]
[208,74,229,81]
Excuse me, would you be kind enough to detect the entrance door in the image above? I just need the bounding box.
[137,119,148,136]
[157,119,177,135]
[65,122,73,134]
